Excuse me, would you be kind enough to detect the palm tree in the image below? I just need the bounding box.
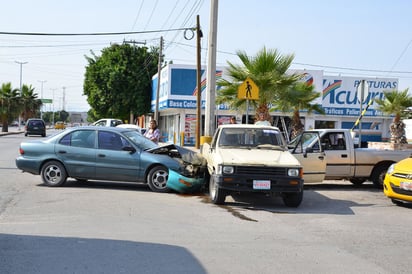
[216,47,301,123]
[20,84,42,121]
[0,82,20,132]
[375,88,412,144]
[275,81,325,140]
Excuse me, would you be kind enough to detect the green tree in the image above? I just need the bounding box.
[84,43,159,121]
[275,81,325,139]
[0,82,20,132]
[42,111,52,124]
[57,110,69,122]
[375,88,412,144]
[20,84,42,121]
[216,47,301,123]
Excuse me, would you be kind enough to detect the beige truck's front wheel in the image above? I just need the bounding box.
[209,174,226,204]
[282,191,303,207]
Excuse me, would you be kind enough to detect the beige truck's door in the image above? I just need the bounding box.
[289,131,326,183]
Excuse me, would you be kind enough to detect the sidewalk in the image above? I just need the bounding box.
[0,127,24,136]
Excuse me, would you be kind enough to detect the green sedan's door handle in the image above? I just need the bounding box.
[58,150,67,154]
[98,154,106,158]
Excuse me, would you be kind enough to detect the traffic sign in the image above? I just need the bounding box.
[41,98,53,103]
[238,77,259,100]
[356,80,369,104]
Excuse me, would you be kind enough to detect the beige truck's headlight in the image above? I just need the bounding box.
[223,166,234,174]
[288,168,300,177]
[218,165,234,174]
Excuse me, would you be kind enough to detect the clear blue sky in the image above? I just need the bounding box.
[1,0,411,112]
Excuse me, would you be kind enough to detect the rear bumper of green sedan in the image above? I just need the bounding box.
[15,156,41,175]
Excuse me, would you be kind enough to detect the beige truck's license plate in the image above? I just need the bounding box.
[253,180,270,190]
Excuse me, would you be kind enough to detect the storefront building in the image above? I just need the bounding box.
[151,64,398,146]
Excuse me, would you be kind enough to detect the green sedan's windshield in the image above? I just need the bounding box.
[123,130,158,150]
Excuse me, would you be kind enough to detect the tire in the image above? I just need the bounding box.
[209,174,226,204]
[350,178,366,186]
[391,199,404,206]
[282,191,303,207]
[371,164,391,188]
[41,160,67,187]
[147,166,170,193]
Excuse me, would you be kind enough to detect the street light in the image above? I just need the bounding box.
[38,80,47,119]
[15,61,28,130]
[50,88,56,126]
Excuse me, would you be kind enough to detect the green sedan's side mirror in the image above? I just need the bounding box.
[123,146,136,153]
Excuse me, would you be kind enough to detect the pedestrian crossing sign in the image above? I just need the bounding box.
[238,77,259,100]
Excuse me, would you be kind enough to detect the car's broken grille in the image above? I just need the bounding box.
[235,166,287,176]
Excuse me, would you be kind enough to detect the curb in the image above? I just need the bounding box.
[0,131,24,136]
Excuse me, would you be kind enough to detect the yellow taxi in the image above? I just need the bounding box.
[54,121,66,130]
[383,156,412,205]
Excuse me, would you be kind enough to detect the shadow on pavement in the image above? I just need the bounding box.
[196,183,380,219]
[0,233,206,274]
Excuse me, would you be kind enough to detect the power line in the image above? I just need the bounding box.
[165,40,412,75]
[293,62,412,74]
[0,42,112,48]
[387,38,412,74]
[143,0,159,31]
[0,28,193,37]
[130,0,145,31]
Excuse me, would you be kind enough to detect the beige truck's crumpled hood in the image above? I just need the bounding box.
[218,148,301,167]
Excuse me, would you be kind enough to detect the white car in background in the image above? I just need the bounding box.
[116,124,146,135]
[92,118,123,127]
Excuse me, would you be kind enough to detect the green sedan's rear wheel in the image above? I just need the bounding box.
[209,174,226,204]
[41,160,67,187]
[147,166,170,193]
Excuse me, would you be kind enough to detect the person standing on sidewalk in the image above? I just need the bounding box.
[254,112,271,126]
[230,116,237,124]
[144,120,160,144]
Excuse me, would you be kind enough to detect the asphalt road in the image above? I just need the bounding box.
[1,130,411,274]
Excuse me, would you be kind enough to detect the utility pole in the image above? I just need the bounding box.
[195,15,202,149]
[15,61,28,130]
[38,80,47,119]
[62,86,66,111]
[50,88,57,126]
[205,0,219,137]
[154,36,163,121]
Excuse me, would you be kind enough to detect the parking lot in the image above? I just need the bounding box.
[1,131,411,273]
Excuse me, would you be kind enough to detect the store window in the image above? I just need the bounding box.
[315,120,335,129]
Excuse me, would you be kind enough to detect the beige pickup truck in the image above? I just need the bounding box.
[201,124,326,207]
[290,129,412,187]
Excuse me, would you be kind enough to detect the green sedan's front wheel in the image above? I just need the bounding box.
[41,161,67,187]
[147,166,170,193]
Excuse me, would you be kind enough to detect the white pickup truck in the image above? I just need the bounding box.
[201,124,326,207]
[290,129,412,187]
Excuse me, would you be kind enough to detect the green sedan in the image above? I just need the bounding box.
[16,126,207,193]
